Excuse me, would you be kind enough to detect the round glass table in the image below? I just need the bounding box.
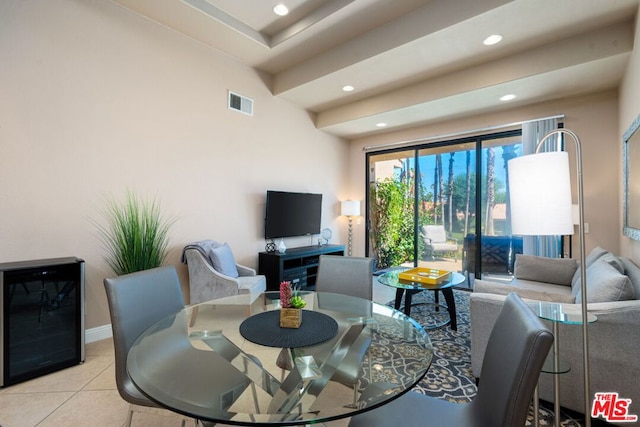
[377,268,465,330]
[127,291,432,425]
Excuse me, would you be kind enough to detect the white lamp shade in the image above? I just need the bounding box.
[341,200,360,217]
[508,151,574,236]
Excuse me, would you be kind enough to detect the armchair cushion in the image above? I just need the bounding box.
[209,243,239,278]
[514,254,577,286]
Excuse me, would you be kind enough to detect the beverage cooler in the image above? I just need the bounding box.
[0,257,85,386]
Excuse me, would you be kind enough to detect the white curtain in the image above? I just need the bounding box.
[520,119,563,258]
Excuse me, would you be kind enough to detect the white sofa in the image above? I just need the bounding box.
[470,247,640,422]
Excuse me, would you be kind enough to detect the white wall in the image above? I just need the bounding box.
[0,0,348,329]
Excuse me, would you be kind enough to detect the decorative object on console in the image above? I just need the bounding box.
[278,239,286,254]
[508,128,592,426]
[320,228,332,245]
[341,200,360,256]
[265,240,276,253]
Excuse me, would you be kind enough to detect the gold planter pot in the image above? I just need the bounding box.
[280,308,302,328]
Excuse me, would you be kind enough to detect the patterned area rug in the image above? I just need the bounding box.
[381,289,585,426]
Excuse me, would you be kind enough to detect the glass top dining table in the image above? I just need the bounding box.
[127,291,432,425]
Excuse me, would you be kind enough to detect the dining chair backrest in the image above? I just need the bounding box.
[471,292,553,426]
[347,292,552,427]
[103,266,185,406]
[315,255,374,300]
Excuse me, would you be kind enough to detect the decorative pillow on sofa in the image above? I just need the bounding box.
[571,246,608,291]
[574,258,635,303]
[208,243,239,278]
[514,254,578,286]
[621,257,640,299]
[599,252,625,274]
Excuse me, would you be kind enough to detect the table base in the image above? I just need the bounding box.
[394,288,457,331]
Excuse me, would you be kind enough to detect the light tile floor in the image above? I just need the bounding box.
[0,273,416,427]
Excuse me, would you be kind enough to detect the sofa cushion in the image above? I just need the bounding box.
[208,243,239,278]
[474,278,575,303]
[574,258,635,303]
[571,246,609,296]
[514,255,578,286]
[599,252,624,274]
[620,257,640,299]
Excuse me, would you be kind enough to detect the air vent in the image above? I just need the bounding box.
[228,91,253,116]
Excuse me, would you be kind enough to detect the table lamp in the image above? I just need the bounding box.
[508,129,591,427]
[341,200,360,256]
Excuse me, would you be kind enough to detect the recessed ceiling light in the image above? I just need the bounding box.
[376,122,387,128]
[483,34,503,46]
[342,85,355,92]
[500,94,516,101]
[273,4,289,16]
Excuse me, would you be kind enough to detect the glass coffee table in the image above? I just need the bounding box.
[377,268,465,330]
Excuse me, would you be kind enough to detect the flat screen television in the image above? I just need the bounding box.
[264,191,322,239]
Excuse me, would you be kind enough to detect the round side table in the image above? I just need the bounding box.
[528,301,597,427]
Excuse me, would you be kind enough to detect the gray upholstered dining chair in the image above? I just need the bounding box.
[104,266,189,427]
[315,255,374,300]
[348,292,553,427]
[313,255,375,402]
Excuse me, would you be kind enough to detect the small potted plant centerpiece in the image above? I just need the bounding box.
[279,281,306,328]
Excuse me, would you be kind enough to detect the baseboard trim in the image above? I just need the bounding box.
[86,324,112,343]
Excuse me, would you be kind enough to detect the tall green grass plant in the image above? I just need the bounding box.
[95,191,175,275]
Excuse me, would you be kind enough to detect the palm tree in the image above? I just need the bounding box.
[464,150,472,236]
[484,147,496,235]
[436,154,444,226]
[447,153,455,233]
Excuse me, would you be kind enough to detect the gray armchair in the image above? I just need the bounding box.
[183,241,266,324]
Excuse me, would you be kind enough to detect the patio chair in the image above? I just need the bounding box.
[422,225,459,261]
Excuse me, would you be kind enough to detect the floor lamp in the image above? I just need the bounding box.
[508,129,591,427]
[341,200,360,256]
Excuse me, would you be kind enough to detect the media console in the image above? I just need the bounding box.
[258,244,345,291]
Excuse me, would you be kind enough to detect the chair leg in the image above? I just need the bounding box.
[125,404,134,427]
[189,306,199,327]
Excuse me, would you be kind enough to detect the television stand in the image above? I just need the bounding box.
[258,244,345,291]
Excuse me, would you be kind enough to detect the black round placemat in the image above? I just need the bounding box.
[239,310,338,348]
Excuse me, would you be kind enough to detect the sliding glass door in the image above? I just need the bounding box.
[416,141,476,269]
[474,133,523,281]
[366,129,524,285]
[367,150,417,270]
